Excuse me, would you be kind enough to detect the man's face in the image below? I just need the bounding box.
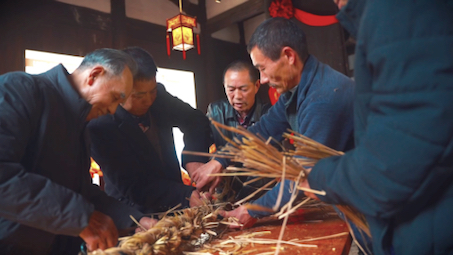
[224,69,259,116]
[250,46,296,94]
[121,77,158,117]
[86,67,133,121]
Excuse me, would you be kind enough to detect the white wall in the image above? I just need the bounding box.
[25,50,84,74]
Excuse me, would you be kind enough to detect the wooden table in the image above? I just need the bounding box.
[206,206,351,255]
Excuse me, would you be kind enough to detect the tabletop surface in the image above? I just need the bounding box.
[201,205,352,255]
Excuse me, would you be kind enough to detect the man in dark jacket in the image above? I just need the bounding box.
[202,60,271,200]
[0,48,151,254]
[302,0,453,254]
[206,60,271,150]
[88,47,212,214]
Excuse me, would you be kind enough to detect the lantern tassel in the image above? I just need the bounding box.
[182,28,186,60]
[197,34,200,55]
[166,34,171,57]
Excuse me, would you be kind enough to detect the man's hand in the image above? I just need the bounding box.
[79,211,118,251]
[135,217,158,233]
[185,162,204,181]
[219,205,257,229]
[299,179,319,200]
[189,190,212,207]
[190,160,223,193]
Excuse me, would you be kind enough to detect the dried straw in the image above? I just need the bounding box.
[184,120,370,239]
[88,202,229,255]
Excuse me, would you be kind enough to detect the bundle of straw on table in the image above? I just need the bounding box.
[184,120,370,239]
[88,203,236,255]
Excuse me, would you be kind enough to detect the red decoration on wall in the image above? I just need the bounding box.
[268,0,294,19]
[197,34,201,55]
[293,9,338,26]
[268,0,339,26]
[268,87,280,105]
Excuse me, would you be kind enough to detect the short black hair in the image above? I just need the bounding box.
[78,48,138,77]
[122,47,157,81]
[247,17,308,62]
[223,60,259,84]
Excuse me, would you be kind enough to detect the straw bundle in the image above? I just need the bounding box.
[89,203,235,255]
[184,120,370,238]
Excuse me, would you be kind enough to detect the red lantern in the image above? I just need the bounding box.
[166,1,200,59]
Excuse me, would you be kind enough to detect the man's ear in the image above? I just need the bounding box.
[87,66,105,86]
[281,46,296,65]
[254,79,261,93]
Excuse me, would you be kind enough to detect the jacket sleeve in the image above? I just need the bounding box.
[296,83,354,152]
[0,74,94,236]
[308,1,453,219]
[247,94,292,143]
[80,182,143,229]
[154,84,212,167]
[212,97,291,168]
[249,85,354,214]
[88,119,194,210]
[206,103,214,119]
[206,102,222,148]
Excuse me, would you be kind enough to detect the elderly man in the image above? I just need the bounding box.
[206,60,271,149]
[88,47,212,214]
[0,48,153,254]
[198,17,355,223]
[200,60,271,199]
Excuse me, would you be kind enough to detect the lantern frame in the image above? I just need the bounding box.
[166,12,198,59]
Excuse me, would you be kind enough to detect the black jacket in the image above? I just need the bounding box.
[206,97,271,149]
[0,65,141,254]
[88,83,212,213]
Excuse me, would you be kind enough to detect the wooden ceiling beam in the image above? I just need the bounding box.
[167,0,200,17]
[204,0,264,35]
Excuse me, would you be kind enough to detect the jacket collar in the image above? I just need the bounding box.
[114,105,151,148]
[114,105,164,172]
[224,96,265,123]
[283,55,319,107]
[38,64,91,129]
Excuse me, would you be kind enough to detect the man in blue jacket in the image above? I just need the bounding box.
[199,17,355,220]
[88,47,212,214]
[0,48,153,254]
[301,0,453,254]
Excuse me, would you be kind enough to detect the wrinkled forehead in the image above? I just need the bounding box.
[250,47,273,68]
[224,80,255,91]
